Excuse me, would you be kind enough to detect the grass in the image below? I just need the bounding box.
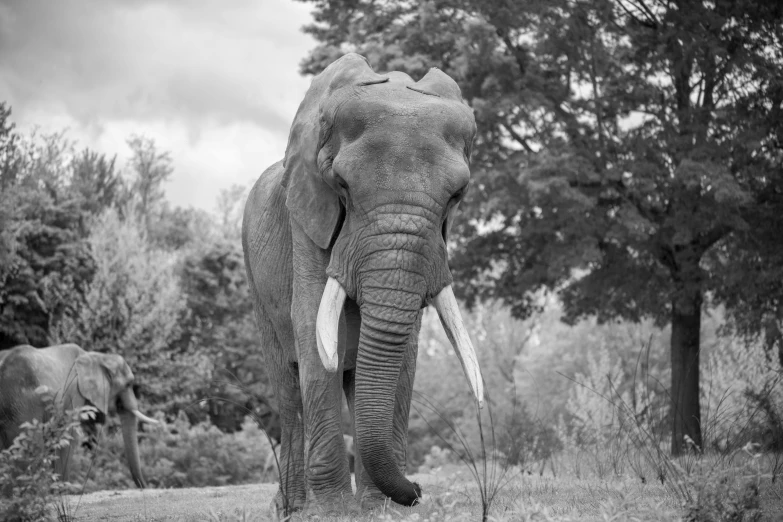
[57,454,783,521]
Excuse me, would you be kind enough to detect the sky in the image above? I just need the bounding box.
[0,0,316,211]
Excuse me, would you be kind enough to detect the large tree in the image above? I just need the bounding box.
[298,0,783,454]
[0,108,99,350]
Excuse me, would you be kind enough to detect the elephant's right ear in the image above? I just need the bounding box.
[75,354,110,415]
[282,53,388,249]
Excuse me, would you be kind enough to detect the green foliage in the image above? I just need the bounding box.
[0,127,98,350]
[703,332,783,451]
[149,204,216,251]
[125,134,173,235]
[69,413,275,491]
[51,209,199,412]
[177,239,277,436]
[299,0,783,454]
[684,469,762,522]
[0,387,81,521]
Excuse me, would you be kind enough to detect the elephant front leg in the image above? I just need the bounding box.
[252,306,306,516]
[54,425,79,483]
[294,321,354,511]
[291,227,354,512]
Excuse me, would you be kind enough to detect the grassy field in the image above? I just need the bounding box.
[57,462,783,521]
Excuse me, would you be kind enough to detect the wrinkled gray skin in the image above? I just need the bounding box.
[0,344,152,487]
[242,53,476,513]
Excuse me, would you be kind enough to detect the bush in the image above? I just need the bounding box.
[70,412,276,491]
[703,335,783,452]
[51,209,203,414]
[0,387,81,521]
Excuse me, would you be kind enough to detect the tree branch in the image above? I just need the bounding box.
[502,122,535,153]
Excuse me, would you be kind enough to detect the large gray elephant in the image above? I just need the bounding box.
[0,343,158,487]
[242,53,483,514]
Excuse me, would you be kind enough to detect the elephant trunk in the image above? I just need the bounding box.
[354,282,423,506]
[119,388,146,488]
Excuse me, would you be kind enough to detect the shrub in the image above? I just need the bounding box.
[703,335,783,452]
[682,449,764,522]
[69,412,276,491]
[0,387,81,521]
[417,445,455,473]
[50,209,203,414]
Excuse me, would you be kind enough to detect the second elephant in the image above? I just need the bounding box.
[0,343,158,487]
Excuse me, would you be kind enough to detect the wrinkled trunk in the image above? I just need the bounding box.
[119,388,146,488]
[354,284,422,506]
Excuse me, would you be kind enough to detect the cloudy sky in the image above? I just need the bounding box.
[0,0,316,211]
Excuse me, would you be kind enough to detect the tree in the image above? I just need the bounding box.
[51,209,199,413]
[126,135,173,234]
[149,204,216,251]
[70,148,125,216]
[178,240,278,438]
[215,183,247,240]
[0,118,95,350]
[298,0,783,454]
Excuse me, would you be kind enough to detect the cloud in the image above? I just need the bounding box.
[0,0,314,132]
[0,0,316,209]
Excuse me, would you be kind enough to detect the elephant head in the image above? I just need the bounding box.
[283,54,483,505]
[71,352,157,488]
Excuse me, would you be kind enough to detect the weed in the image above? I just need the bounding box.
[411,389,519,522]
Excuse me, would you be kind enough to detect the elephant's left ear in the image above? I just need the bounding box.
[282,53,389,249]
[75,354,111,415]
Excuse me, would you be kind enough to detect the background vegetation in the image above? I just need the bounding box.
[1,0,782,519]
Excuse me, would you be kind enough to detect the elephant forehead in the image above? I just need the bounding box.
[332,87,474,146]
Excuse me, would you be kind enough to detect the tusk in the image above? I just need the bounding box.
[316,277,346,372]
[132,410,159,425]
[433,285,484,408]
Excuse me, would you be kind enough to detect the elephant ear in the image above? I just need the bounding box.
[75,354,111,415]
[282,53,389,249]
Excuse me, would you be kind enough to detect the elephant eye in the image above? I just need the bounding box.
[334,174,349,191]
[449,184,468,207]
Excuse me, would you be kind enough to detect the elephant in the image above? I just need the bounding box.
[242,53,483,514]
[0,343,158,488]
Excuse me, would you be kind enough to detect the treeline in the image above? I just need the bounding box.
[298,0,783,455]
[0,103,277,437]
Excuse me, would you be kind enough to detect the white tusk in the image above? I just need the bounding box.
[433,285,484,408]
[316,277,346,373]
[132,410,159,424]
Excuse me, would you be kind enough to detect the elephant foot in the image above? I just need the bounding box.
[303,492,360,517]
[269,490,304,521]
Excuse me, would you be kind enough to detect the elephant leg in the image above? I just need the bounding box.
[255,310,306,516]
[54,425,78,483]
[290,224,353,512]
[345,310,421,507]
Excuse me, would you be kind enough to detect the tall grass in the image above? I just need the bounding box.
[411,387,521,522]
[558,335,781,520]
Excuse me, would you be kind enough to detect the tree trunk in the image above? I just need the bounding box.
[670,285,703,455]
